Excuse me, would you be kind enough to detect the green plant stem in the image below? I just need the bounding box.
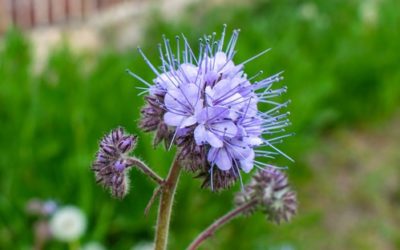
[154,156,181,250]
[144,185,162,216]
[128,157,164,185]
[187,199,258,250]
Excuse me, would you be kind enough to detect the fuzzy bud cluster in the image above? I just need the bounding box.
[235,169,297,224]
[92,127,137,198]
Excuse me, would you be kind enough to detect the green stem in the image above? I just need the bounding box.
[154,156,181,250]
[187,199,258,250]
[128,157,164,185]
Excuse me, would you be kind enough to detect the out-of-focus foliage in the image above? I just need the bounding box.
[1,0,400,249]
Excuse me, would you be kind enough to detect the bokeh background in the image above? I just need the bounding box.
[1,0,400,249]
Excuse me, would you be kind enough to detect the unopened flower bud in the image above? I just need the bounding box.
[235,169,297,224]
[266,189,297,224]
[92,127,137,198]
[118,135,136,153]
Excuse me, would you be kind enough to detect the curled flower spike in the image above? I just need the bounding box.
[235,169,297,224]
[92,127,137,198]
[130,26,292,191]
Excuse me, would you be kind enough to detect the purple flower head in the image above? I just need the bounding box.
[92,127,137,198]
[131,26,292,190]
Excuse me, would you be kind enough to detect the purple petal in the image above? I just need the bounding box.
[165,83,200,113]
[208,147,232,171]
[240,150,255,173]
[181,83,200,107]
[194,124,207,145]
[206,130,224,148]
[179,63,198,82]
[156,72,180,90]
[229,138,252,159]
[164,112,186,126]
[221,62,243,77]
[180,115,197,128]
[165,89,186,112]
[204,70,219,84]
[197,106,230,124]
[211,121,237,138]
[194,101,204,115]
[213,52,228,70]
[194,122,225,147]
[213,79,240,95]
[205,86,214,106]
[245,136,263,146]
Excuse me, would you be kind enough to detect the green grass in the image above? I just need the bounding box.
[1,0,400,249]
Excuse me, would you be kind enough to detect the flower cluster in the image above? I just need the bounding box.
[92,127,137,198]
[235,169,297,224]
[132,26,291,190]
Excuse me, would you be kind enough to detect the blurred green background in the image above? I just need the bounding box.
[1,0,400,249]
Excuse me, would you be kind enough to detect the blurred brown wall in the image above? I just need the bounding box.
[0,0,132,34]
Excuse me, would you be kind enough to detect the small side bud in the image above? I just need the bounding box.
[234,169,297,224]
[266,189,297,224]
[91,127,138,199]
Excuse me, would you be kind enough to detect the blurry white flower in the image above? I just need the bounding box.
[299,2,318,21]
[359,0,379,26]
[49,206,87,242]
[131,241,154,250]
[81,242,106,250]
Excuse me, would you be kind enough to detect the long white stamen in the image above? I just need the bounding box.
[262,141,294,162]
[137,47,160,76]
[126,69,152,87]
[182,34,198,65]
[175,36,180,65]
[218,24,227,52]
[241,48,271,65]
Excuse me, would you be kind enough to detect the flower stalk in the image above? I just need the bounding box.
[154,157,182,250]
[187,199,258,250]
[128,157,164,185]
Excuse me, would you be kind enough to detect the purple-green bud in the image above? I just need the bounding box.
[235,169,297,224]
[91,127,137,199]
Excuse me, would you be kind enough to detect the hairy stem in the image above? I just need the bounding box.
[187,199,258,250]
[128,157,164,185]
[154,156,181,250]
[144,185,162,216]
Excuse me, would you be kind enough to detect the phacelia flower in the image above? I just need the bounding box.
[92,127,137,198]
[49,206,87,242]
[235,169,297,224]
[130,26,292,190]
